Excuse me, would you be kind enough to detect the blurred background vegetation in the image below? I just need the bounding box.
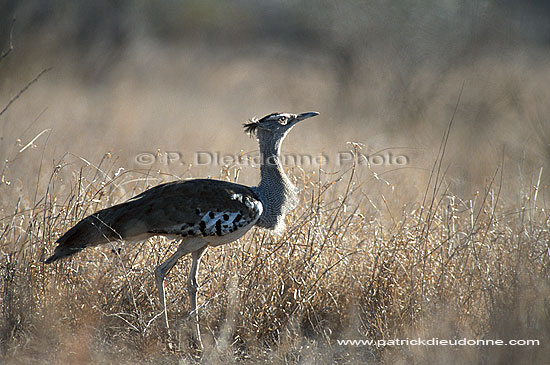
[1,0,549,202]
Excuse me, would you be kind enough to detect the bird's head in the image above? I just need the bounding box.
[243,112,319,144]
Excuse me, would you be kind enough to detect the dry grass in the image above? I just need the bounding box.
[1,133,549,363]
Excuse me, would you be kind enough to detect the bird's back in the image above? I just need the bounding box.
[46,179,263,263]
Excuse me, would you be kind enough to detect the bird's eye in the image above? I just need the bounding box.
[279,116,288,124]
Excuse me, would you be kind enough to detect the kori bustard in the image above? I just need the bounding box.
[45,111,319,348]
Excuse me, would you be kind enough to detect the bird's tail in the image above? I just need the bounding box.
[45,209,122,264]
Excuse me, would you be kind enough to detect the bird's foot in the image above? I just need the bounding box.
[189,335,203,354]
[160,325,203,355]
[162,327,178,352]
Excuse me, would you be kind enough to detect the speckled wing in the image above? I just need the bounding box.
[140,179,263,238]
[45,179,263,263]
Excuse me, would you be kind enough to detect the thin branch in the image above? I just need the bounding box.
[0,67,53,118]
[18,128,52,153]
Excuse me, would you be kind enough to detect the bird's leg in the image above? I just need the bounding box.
[155,247,187,329]
[188,246,207,350]
[154,238,207,331]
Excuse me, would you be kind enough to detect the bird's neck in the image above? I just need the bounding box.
[254,139,298,230]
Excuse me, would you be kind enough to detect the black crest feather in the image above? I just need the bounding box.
[243,113,281,136]
[243,118,259,135]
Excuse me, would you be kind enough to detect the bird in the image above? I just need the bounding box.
[45,111,319,349]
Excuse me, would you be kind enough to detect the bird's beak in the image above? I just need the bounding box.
[295,111,320,122]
